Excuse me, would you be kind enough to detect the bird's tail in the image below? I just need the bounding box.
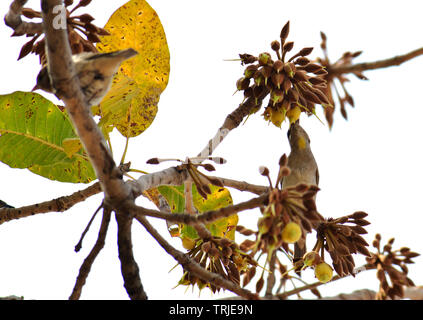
[86,48,138,62]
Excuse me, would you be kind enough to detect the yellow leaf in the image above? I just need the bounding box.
[97,0,170,137]
[62,138,82,158]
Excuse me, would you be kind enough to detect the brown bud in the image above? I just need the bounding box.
[258,52,272,65]
[236,77,250,90]
[295,57,310,66]
[244,64,258,78]
[270,89,284,106]
[293,70,309,82]
[309,77,326,85]
[259,166,269,176]
[271,73,285,89]
[273,60,284,73]
[287,88,299,102]
[281,166,291,177]
[302,89,321,104]
[146,158,160,164]
[299,47,314,57]
[314,68,328,76]
[279,154,288,166]
[280,21,290,43]
[201,241,212,253]
[283,77,292,93]
[253,71,264,86]
[304,63,324,73]
[283,62,296,78]
[261,66,273,85]
[271,40,281,52]
[239,53,257,65]
[202,163,216,172]
[283,41,294,53]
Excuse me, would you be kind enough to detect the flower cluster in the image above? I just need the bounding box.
[311,212,371,278]
[367,234,419,300]
[16,0,109,65]
[236,21,331,128]
[317,31,366,128]
[178,237,257,294]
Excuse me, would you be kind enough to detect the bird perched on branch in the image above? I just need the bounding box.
[282,121,319,273]
[32,48,138,106]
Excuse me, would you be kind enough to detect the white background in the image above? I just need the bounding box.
[0,0,423,300]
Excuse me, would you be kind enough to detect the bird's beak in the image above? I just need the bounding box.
[31,84,40,92]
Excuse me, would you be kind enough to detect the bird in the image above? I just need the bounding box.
[282,120,319,272]
[32,48,138,106]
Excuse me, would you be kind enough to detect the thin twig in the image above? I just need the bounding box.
[135,214,259,300]
[74,201,104,252]
[329,47,423,76]
[69,208,111,300]
[277,264,376,299]
[213,176,269,195]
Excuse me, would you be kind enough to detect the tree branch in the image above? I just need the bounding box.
[4,0,43,36]
[0,182,101,224]
[277,264,376,299]
[197,94,268,159]
[212,176,268,195]
[41,0,141,300]
[128,193,268,225]
[115,208,147,300]
[329,47,423,76]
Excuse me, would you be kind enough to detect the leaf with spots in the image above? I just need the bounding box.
[0,91,96,183]
[96,0,170,137]
[158,184,238,241]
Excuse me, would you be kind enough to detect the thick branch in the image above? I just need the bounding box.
[0,182,101,224]
[128,193,268,225]
[129,167,189,199]
[115,209,147,300]
[4,0,43,36]
[69,208,111,300]
[136,214,258,300]
[329,47,423,76]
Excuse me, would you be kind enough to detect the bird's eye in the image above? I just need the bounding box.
[94,73,104,81]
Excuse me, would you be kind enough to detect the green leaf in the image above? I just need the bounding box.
[0,91,96,183]
[96,0,170,138]
[158,184,238,241]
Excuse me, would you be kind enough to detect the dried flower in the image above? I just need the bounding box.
[366,234,419,300]
[15,0,110,65]
[177,236,257,293]
[317,31,366,128]
[311,212,371,277]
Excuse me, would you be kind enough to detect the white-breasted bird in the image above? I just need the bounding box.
[33,48,138,106]
[282,121,319,271]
